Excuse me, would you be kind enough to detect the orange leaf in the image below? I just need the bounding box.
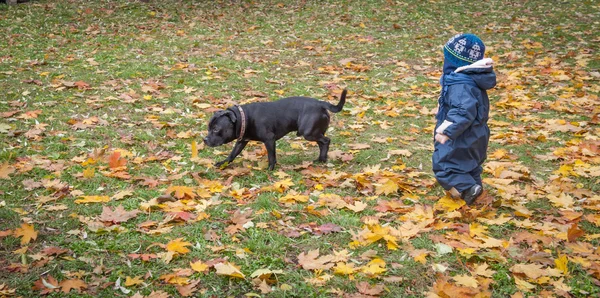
[567,222,584,242]
[14,223,37,245]
[166,186,197,200]
[59,279,87,293]
[32,275,59,294]
[108,151,127,169]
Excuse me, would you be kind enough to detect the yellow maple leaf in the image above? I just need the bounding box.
[278,192,309,205]
[375,178,399,195]
[124,276,144,287]
[190,260,209,273]
[361,258,386,277]
[554,254,569,276]
[166,238,191,254]
[490,148,509,159]
[159,273,189,285]
[74,196,111,204]
[553,164,576,177]
[452,274,478,288]
[82,167,95,178]
[514,276,536,292]
[333,262,358,275]
[434,195,465,212]
[473,263,495,278]
[166,186,197,200]
[469,223,489,238]
[361,224,399,250]
[547,193,574,209]
[214,262,245,279]
[273,179,294,193]
[410,249,430,264]
[14,223,37,245]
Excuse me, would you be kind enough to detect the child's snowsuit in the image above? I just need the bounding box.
[432,65,496,193]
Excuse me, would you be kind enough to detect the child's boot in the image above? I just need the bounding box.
[461,185,482,205]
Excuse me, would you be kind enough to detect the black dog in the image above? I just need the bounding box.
[204,90,347,170]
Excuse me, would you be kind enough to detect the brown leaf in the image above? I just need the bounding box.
[567,222,584,242]
[297,249,334,270]
[0,163,15,179]
[41,246,69,256]
[32,275,59,294]
[176,279,201,297]
[59,279,87,293]
[99,205,140,224]
[316,223,342,235]
[356,281,385,296]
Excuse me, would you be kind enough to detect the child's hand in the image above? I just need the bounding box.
[435,133,450,144]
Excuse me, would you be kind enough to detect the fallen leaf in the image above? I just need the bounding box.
[59,279,87,293]
[0,163,15,179]
[166,238,192,254]
[452,274,478,288]
[75,195,111,204]
[99,205,140,224]
[14,223,37,245]
[190,260,209,273]
[214,262,245,279]
[124,276,144,287]
[298,249,334,271]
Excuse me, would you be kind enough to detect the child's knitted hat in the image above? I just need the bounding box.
[443,33,485,68]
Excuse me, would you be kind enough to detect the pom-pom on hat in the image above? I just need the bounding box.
[443,33,485,68]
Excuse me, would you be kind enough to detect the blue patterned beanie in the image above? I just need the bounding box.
[443,33,485,68]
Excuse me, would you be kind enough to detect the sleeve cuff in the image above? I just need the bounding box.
[436,120,453,135]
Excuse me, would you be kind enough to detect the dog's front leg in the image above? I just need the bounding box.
[263,140,277,170]
[215,140,248,168]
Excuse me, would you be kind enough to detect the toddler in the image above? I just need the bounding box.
[432,33,497,205]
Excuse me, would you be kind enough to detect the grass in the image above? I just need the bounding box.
[1,0,600,297]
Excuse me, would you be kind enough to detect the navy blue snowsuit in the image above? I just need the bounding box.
[432,65,496,193]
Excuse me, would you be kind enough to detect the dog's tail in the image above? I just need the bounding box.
[326,89,346,113]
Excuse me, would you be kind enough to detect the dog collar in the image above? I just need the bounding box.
[235,105,246,141]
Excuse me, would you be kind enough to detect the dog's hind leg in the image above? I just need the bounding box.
[263,139,277,170]
[305,134,330,163]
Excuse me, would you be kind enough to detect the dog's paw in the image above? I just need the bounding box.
[214,160,229,169]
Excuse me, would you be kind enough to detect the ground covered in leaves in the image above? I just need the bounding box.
[1,1,600,297]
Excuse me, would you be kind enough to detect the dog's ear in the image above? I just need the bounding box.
[209,110,236,129]
[223,109,237,124]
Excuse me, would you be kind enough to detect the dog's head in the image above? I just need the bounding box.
[203,109,237,147]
